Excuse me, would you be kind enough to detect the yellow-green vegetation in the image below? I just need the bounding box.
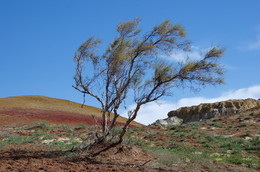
[125,121,260,170]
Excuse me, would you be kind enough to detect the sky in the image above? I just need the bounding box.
[0,0,260,125]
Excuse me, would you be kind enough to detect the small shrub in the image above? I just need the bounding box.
[168,126,182,132]
[129,126,143,132]
[179,138,186,142]
[144,133,157,139]
[123,135,147,147]
[220,142,232,149]
[224,157,243,164]
[238,123,247,128]
[27,121,50,129]
[248,112,254,116]
[203,143,215,148]
[209,122,223,128]
[244,137,260,150]
[225,125,233,130]
[197,139,210,144]
[243,116,251,120]
[245,130,251,137]
[109,126,122,138]
[175,132,186,137]
[74,123,88,129]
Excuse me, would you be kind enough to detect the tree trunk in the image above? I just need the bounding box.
[102,111,109,137]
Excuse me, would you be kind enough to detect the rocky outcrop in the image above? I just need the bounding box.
[152,116,183,128]
[168,98,260,123]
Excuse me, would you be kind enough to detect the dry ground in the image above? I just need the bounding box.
[0,96,259,171]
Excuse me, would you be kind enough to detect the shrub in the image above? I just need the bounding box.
[244,137,260,151]
[123,135,147,147]
[209,122,223,128]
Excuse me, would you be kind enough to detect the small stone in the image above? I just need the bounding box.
[245,137,252,140]
[226,150,232,154]
[185,158,190,163]
[193,151,202,155]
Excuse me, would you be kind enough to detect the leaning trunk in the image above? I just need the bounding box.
[102,111,109,137]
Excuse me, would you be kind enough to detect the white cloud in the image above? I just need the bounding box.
[240,27,260,50]
[120,85,260,125]
[163,46,210,62]
[247,34,260,50]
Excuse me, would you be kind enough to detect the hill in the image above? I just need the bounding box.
[0,95,142,127]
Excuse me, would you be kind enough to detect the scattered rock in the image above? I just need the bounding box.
[57,138,70,142]
[41,137,82,144]
[226,150,232,154]
[193,151,202,155]
[42,139,56,144]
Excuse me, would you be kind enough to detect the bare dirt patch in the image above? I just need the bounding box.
[0,144,156,172]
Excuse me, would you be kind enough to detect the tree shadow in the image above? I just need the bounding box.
[0,149,71,161]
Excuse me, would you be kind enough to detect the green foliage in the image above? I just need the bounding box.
[243,116,252,120]
[144,133,157,139]
[108,126,123,140]
[225,125,233,130]
[146,145,210,168]
[208,122,223,128]
[188,122,202,129]
[49,140,81,150]
[244,137,260,151]
[74,123,88,130]
[24,120,51,130]
[165,124,177,130]
[123,135,147,147]
[128,126,143,132]
[223,155,259,169]
[238,123,247,128]
[0,134,38,146]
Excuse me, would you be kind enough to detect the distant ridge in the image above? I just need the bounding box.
[168,98,260,123]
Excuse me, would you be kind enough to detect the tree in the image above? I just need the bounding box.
[73,19,224,155]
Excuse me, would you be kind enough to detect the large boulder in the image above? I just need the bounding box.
[152,116,183,128]
[167,98,260,123]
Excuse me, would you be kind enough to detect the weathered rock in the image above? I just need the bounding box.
[167,98,260,123]
[152,116,183,127]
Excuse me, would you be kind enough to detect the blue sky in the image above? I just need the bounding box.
[1,0,260,124]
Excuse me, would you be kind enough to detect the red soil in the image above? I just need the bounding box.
[0,108,133,127]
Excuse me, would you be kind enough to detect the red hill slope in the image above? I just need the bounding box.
[0,95,142,127]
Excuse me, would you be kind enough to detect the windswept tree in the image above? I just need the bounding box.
[73,19,224,155]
